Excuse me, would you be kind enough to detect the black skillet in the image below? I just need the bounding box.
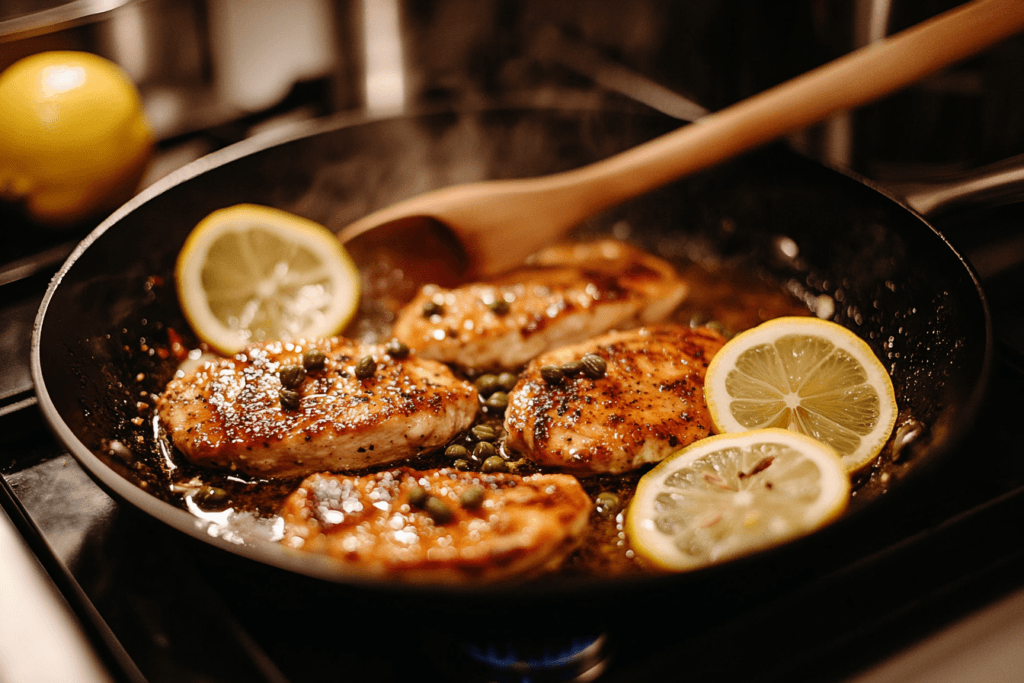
[31,105,991,634]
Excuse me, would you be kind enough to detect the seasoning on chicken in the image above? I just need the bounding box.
[391,239,688,370]
[503,324,727,475]
[156,338,477,478]
[279,467,591,582]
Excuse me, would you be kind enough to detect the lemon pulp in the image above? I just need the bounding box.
[176,204,361,355]
[705,317,898,473]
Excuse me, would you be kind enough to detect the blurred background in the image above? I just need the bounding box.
[4,0,1024,186]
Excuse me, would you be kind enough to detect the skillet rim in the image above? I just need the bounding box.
[29,103,994,600]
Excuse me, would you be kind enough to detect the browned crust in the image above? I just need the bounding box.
[279,468,592,582]
[504,324,727,473]
[156,337,477,476]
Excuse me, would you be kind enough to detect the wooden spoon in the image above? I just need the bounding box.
[339,0,1024,278]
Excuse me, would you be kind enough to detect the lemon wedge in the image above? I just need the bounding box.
[0,51,153,226]
[704,316,897,474]
[625,429,849,572]
[175,204,360,355]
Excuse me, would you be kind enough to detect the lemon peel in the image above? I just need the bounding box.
[0,51,153,226]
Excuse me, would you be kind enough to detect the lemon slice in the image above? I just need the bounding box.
[176,204,360,355]
[704,316,898,474]
[626,429,849,572]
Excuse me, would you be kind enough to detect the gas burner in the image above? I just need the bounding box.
[458,632,610,683]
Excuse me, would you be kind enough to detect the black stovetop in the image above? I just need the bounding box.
[3,200,1024,683]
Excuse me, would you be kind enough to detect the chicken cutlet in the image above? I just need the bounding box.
[503,324,727,474]
[279,467,591,582]
[392,239,688,370]
[157,338,477,478]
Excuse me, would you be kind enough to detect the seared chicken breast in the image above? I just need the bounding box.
[392,239,688,370]
[157,338,477,478]
[279,467,591,582]
[504,325,727,474]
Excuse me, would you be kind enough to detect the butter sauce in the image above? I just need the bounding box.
[148,243,811,578]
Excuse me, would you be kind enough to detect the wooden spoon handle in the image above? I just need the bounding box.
[551,0,1024,215]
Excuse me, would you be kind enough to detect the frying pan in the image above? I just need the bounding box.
[31,104,991,635]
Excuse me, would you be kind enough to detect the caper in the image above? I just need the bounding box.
[195,485,228,505]
[706,320,729,337]
[460,485,486,510]
[453,458,472,471]
[481,455,508,473]
[424,496,454,524]
[561,360,584,376]
[540,365,564,386]
[422,300,444,317]
[301,350,327,371]
[496,372,518,392]
[471,424,498,442]
[473,441,497,459]
[279,364,306,388]
[385,338,409,358]
[445,444,471,459]
[475,374,500,397]
[581,354,607,379]
[354,355,377,379]
[279,388,301,411]
[484,391,509,412]
[408,485,429,508]
[487,299,510,315]
[595,491,621,518]
[688,310,710,327]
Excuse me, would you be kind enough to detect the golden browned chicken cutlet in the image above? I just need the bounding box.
[279,467,591,582]
[503,324,727,475]
[157,338,477,478]
[392,239,688,370]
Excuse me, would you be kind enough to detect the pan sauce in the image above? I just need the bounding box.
[145,240,814,578]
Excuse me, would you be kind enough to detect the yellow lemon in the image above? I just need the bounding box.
[176,204,361,355]
[0,51,154,226]
[626,429,849,572]
[704,317,898,474]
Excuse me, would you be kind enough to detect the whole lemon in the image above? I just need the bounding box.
[0,51,154,227]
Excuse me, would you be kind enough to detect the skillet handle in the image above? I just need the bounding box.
[888,154,1024,219]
